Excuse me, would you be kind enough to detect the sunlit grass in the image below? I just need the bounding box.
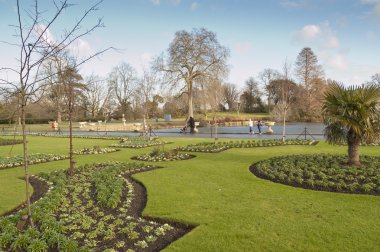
[0,136,379,251]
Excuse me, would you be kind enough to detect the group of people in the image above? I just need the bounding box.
[248,119,263,135]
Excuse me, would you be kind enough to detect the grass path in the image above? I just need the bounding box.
[1,136,380,251]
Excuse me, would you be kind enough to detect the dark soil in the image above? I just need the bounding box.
[1,176,49,217]
[2,168,195,251]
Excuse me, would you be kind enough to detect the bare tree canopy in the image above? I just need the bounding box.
[0,0,109,226]
[108,62,138,118]
[223,83,240,111]
[258,68,281,113]
[155,28,229,119]
[83,74,109,118]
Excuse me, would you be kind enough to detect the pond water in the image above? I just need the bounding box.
[62,122,325,140]
[153,122,325,140]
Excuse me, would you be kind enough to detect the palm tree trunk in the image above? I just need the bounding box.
[347,130,361,166]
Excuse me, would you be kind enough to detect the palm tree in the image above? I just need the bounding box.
[322,83,380,166]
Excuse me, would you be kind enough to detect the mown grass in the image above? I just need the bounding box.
[0,136,379,251]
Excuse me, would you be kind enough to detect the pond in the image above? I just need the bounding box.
[152,122,325,140]
[29,122,325,140]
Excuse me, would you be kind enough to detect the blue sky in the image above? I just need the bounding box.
[1,0,380,88]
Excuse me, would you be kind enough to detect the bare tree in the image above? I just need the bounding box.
[279,59,294,142]
[223,83,240,111]
[258,68,281,113]
[206,78,225,114]
[41,53,72,123]
[367,73,380,86]
[154,28,229,120]
[108,62,138,119]
[138,69,157,133]
[60,66,85,177]
[0,0,110,226]
[83,74,108,118]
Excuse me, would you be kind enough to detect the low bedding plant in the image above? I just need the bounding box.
[0,162,185,251]
[73,146,119,155]
[0,153,67,169]
[0,138,23,146]
[176,139,317,153]
[252,154,380,195]
[0,147,118,170]
[110,136,167,149]
[31,133,122,140]
[132,147,194,162]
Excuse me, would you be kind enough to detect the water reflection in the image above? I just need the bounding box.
[153,122,325,140]
[40,122,325,140]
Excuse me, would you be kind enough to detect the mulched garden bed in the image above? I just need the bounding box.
[250,154,380,196]
[1,165,195,251]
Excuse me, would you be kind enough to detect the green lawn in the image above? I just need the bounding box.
[0,136,379,251]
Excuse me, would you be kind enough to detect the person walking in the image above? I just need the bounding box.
[248,119,254,135]
[257,120,263,134]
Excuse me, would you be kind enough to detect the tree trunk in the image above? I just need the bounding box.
[21,100,34,227]
[282,103,287,143]
[188,91,194,119]
[69,86,75,177]
[57,104,62,123]
[347,131,361,166]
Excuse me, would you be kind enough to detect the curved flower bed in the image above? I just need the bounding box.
[30,133,122,140]
[73,146,118,155]
[132,151,194,162]
[110,136,168,149]
[251,154,380,195]
[0,153,68,170]
[176,139,317,153]
[0,138,23,146]
[0,162,192,251]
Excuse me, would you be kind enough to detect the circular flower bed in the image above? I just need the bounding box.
[251,154,380,195]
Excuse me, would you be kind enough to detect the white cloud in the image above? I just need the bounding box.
[191,2,199,11]
[151,0,160,5]
[141,52,152,64]
[68,38,93,59]
[298,25,321,40]
[294,22,339,49]
[33,24,55,45]
[294,22,350,73]
[326,53,348,70]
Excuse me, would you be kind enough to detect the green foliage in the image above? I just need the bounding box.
[253,154,380,195]
[0,153,68,169]
[176,139,317,153]
[0,138,23,146]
